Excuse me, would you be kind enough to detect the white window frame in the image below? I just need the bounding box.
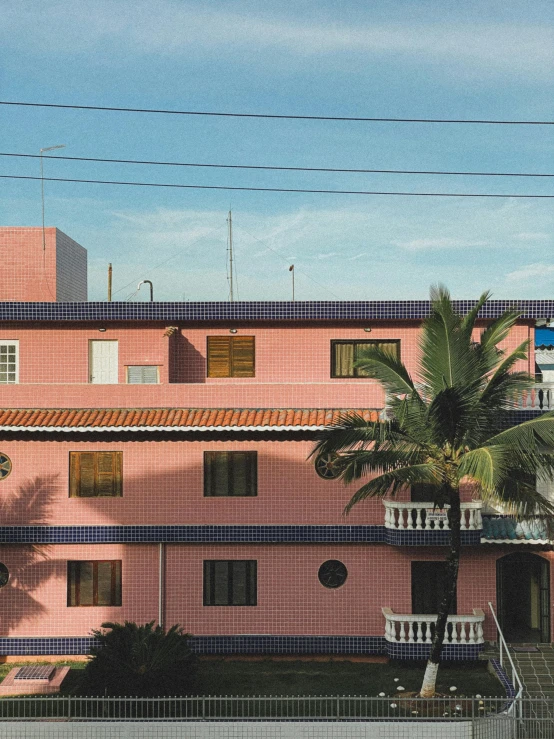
[0,340,19,384]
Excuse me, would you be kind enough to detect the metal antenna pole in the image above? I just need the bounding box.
[39,145,65,251]
[228,210,234,302]
[289,264,295,301]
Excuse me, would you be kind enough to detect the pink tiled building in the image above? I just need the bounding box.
[0,226,552,659]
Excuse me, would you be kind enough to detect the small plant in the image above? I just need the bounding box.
[83,621,197,696]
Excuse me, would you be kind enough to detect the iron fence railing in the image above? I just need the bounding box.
[0,694,552,722]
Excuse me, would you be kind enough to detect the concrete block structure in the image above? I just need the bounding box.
[0,227,87,302]
[0,228,552,660]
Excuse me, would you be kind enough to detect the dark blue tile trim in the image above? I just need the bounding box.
[0,636,387,656]
[0,524,482,545]
[489,658,517,699]
[0,300,549,322]
[385,530,481,546]
[385,642,484,661]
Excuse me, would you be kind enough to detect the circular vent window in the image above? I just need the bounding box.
[318,560,348,589]
[0,563,9,588]
[0,454,12,480]
[315,453,341,480]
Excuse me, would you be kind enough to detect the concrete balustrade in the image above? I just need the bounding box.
[382,608,485,645]
[383,500,482,531]
[517,383,554,411]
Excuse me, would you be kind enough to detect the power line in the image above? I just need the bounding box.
[3,152,552,178]
[1,100,553,125]
[2,174,553,198]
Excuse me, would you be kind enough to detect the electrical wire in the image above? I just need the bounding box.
[2,152,552,178]
[112,222,227,297]
[2,174,552,198]
[1,100,553,125]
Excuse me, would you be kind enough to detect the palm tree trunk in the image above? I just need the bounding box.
[420,492,461,697]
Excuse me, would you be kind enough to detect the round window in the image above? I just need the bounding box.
[318,560,348,589]
[0,563,9,588]
[0,454,11,480]
[315,453,341,480]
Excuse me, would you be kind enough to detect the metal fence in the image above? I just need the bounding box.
[0,694,552,723]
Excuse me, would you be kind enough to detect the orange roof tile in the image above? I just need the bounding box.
[0,408,379,432]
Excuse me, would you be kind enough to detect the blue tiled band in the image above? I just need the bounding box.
[0,635,484,658]
[385,642,484,661]
[0,299,549,322]
[0,525,482,545]
[0,635,387,656]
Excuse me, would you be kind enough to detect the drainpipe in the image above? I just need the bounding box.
[158,542,165,629]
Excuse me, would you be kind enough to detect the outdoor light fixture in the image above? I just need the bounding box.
[98,328,107,332]
[229,328,238,334]
[363,327,372,332]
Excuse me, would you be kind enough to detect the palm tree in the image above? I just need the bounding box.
[312,286,554,697]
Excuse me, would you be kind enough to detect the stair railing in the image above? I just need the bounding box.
[488,601,524,718]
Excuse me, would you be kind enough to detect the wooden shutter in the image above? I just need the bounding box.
[207,337,232,377]
[70,452,122,497]
[230,336,255,377]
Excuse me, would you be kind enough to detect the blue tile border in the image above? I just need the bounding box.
[489,658,517,699]
[385,642,484,661]
[0,635,488,658]
[0,524,484,545]
[0,635,387,656]
[0,299,549,322]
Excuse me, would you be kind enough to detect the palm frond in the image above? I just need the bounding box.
[420,286,481,392]
[343,462,444,513]
[460,290,491,335]
[355,345,418,397]
[457,446,509,495]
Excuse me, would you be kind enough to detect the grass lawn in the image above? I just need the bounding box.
[0,658,503,698]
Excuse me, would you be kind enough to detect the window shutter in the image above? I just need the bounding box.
[127,366,158,384]
[207,337,231,377]
[96,452,122,497]
[70,452,122,497]
[231,336,255,377]
[75,453,96,497]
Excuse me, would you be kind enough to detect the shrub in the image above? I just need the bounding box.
[83,621,197,696]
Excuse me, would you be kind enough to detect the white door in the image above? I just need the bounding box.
[89,341,118,384]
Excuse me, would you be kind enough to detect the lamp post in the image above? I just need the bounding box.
[289,265,295,301]
[40,145,65,251]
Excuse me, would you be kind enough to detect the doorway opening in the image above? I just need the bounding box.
[497,552,550,643]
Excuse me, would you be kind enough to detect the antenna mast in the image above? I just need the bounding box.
[227,210,234,302]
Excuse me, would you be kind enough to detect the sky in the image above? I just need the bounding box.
[1,0,553,302]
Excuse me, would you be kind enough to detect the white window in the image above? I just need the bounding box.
[126,366,159,384]
[0,341,19,384]
[89,341,118,384]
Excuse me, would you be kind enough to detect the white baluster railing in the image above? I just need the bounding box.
[383,500,483,531]
[517,384,554,411]
[382,608,485,645]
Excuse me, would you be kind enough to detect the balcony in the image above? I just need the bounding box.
[517,383,554,411]
[383,500,483,545]
[382,607,485,659]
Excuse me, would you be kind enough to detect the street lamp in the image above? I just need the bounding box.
[40,145,65,251]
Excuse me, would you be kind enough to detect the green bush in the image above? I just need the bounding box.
[83,621,197,696]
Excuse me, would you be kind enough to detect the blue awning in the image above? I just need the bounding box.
[536,328,554,346]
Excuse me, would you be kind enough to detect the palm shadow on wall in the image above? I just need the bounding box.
[0,474,66,633]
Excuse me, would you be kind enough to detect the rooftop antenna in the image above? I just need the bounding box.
[289,265,295,301]
[40,144,65,251]
[227,209,234,302]
[107,263,112,302]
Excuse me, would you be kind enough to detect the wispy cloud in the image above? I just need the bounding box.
[393,238,489,251]
[3,1,553,78]
[505,263,554,283]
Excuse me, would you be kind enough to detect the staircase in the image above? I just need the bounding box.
[510,646,554,699]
